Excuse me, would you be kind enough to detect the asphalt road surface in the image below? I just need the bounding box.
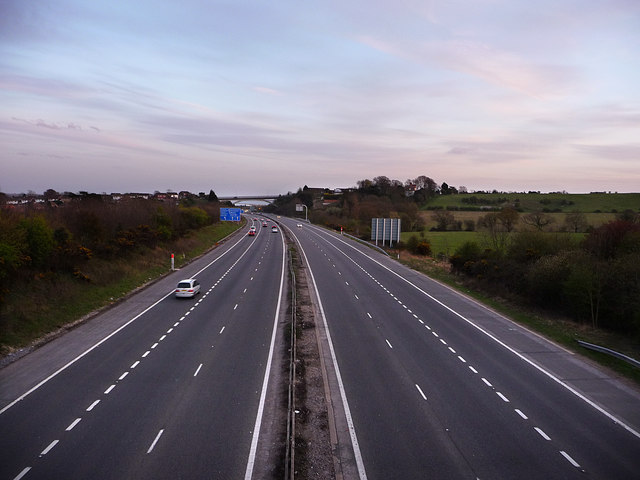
[0,217,285,480]
[280,216,640,480]
[3,214,640,480]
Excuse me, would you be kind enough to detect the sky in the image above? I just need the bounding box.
[1,0,639,196]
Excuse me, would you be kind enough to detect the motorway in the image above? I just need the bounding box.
[278,216,640,479]
[0,218,285,480]
[2,214,640,479]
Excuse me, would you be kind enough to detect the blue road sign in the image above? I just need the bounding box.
[220,208,243,221]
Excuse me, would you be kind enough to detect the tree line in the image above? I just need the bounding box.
[450,217,640,335]
[0,193,223,301]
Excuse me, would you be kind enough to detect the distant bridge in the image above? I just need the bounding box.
[217,195,280,205]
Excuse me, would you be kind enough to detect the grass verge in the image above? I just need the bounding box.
[398,253,640,386]
[0,221,242,357]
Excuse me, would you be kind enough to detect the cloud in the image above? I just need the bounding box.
[252,86,283,96]
[357,35,580,98]
[11,117,96,132]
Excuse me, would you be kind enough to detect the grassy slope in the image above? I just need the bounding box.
[0,221,242,355]
[398,254,640,385]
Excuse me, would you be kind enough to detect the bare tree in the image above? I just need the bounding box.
[498,207,519,232]
[431,210,455,231]
[565,211,588,233]
[522,211,555,231]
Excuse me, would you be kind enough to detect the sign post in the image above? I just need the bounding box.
[171,253,174,271]
[220,208,243,221]
[371,218,401,247]
[296,203,308,222]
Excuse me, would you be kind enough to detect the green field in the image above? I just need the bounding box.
[401,231,483,257]
[423,192,640,213]
[401,231,587,257]
[418,210,616,231]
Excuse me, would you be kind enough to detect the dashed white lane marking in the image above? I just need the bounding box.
[159,335,166,341]
[167,328,173,333]
[14,467,31,480]
[354,294,359,300]
[173,322,180,327]
[367,312,372,318]
[415,384,427,401]
[104,384,116,394]
[496,392,510,402]
[560,451,581,468]
[66,418,82,431]
[86,400,100,411]
[234,304,238,310]
[194,364,203,377]
[119,372,129,381]
[151,343,159,349]
[142,351,150,358]
[219,326,226,334]
[147,429,164,454]
[40,440,59,456]
[312,230,593,477]
[535,427,551,440]
[131,361,140,369]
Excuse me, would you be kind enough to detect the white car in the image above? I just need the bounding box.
[296,223,302,228]
[175,279,201,298]
[271,226,278,233]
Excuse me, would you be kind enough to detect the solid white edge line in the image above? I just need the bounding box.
[0,229,249,416]
[244,226,286,480]
[287,228,368,480]
[147,429,164,454]
[310,226,640,440]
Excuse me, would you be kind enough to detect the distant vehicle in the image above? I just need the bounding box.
[262,222,268,227]
[250,226,256,232]
[175,279,200,298]
[271,226,278,233]
[296,223,302,228]
[248,230,255,236]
